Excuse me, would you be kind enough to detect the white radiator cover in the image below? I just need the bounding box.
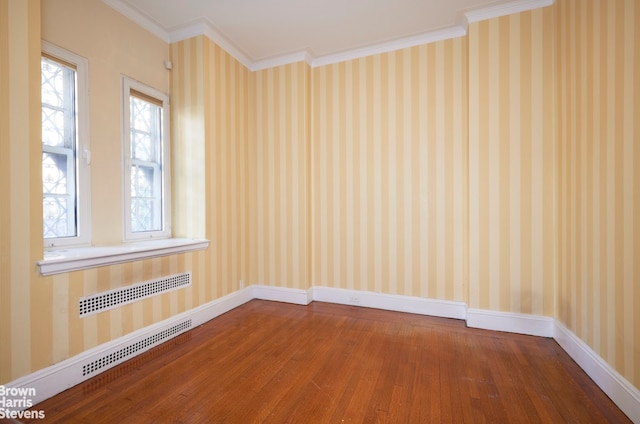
[79,272,192,317]
[81,320,192,377]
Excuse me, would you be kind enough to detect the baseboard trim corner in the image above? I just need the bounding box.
[251,285,313,305]
[466,308,555,338]
[554,321,640,423]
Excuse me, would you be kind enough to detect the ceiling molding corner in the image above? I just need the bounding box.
[168,20,254,70]
[251,51,313,72]
[101,0,169,42]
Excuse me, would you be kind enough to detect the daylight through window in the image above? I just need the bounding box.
[41,55,78,239]
[123,77,170,240]
[130,93,163,232]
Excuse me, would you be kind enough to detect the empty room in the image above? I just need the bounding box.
[1,0,638,422]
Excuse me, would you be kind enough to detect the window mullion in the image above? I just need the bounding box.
[65,148,77,236]
[63,67,76,150]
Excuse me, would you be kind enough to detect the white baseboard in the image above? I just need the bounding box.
[466,308,555,338]
[189,285,255,327]
[447,307,639,422]
[312,286,467,319]
[554,322,640,423]
[3,285,638,423]
[252,285,312,305]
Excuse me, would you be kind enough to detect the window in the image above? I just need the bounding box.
[122,77,171,240]
[41,42,91,248]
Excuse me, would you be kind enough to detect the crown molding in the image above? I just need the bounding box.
[101,0,254,69]
[168,20,254,70]
[251,50,313,72]
[311,25,466,68]
[103,0,554,71]
[464,0,554,24]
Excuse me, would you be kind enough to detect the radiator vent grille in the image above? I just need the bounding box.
[79,272,191,317]
[82,319,192,376]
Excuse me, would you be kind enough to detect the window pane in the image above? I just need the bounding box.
[42,56,77,239]
[131,99,152,132]
[42,107,65,147]
[129,92,163,234]
[42,152,68,194]
[130,164,158,232]
[132,130,152,161]
[43,196,70,238]
[131,165,154,198]
[41,59,65,108]
[130,97,159,161]
[131,198,154,232]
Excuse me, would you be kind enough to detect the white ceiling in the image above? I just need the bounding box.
[103,0,552,70]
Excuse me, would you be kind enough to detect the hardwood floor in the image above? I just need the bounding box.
[17,300,630,423]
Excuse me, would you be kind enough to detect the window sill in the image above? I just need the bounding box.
[37,238,209,276]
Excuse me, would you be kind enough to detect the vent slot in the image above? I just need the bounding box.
[82,320,192,376]
[82,332,192,394]
[79,272,191,317]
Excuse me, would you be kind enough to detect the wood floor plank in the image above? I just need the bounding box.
[11,300,632,423]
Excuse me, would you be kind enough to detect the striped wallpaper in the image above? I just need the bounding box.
[556,0,639,389]
[203,37,250,298]
[311,40,468,300]
[0,2,10,360]
[170,35,251,299]
[0,0,43,384]
[468,7,556,316]
[171,35,207,240]
[250,62,311,289]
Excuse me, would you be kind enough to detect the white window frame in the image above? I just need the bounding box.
[121,76,171,241]
[41,41,92,249]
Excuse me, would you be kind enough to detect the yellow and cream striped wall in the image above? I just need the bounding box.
[250,62,312,290]
[170,34,252,303]
[556,0,640,390]
[468,8,556,316]
[310,40,468,301]
[1,0,639,396]
[0,0,43,384]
